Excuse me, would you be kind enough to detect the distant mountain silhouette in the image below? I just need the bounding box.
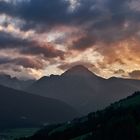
[0,85,79,129]
[27,65,140,115]
[0,74,35,90]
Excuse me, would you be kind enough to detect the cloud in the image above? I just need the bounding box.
[0,1,15,16]
[0,57,12,65]
[71,35,96,50]
[97,39,140,67]
[21,44,64,59]
[0,31,65,78]
[0,0,71,31]
[58,61,95,70]
[0,31,30,48]
[114,69,125,75]
[129,70,140,79]
[0,63,42,80]
[0,0,137,33]
[14,57,44,69]
[0,31,64,59]
[58,61,100,75]
[0,0,140,51]
[0,56,44,69]
[0,0,140,79]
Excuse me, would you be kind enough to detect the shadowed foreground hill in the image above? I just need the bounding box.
[27,65,140,115]
[20,92,140,140]
[0,85,79,129]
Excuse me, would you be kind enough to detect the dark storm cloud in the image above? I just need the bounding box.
[21,44,64,59]
[88,0,136,43]
[0,56,44,69]
[0,0,99,30]
[14,57,44,69]
[0,31,64,59]
[0,57,12,65]
[73,0,140,48]
[18,0,72,32]
[0,0,71,31]
[0,0,131,28]
[0,0,140,49]
[0,31,32,48]
[129,70,140,79]
[0,1,15,15]
[71,35,96,50]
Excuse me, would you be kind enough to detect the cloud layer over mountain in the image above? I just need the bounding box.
[0,0,140,79]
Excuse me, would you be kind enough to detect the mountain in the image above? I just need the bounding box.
[0,85,79,130]
[112,91,140,108]
[61,65,96,77]
[0,74,35,90]
[19,91,140,140]
[26,65,140,115]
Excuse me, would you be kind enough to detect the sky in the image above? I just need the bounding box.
[0,0,140,79]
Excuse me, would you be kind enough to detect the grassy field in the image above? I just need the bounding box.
[0,128,40,140]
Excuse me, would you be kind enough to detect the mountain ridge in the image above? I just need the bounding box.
[61,65,99,78]
[0,74,35,90]
[26,65,140,115]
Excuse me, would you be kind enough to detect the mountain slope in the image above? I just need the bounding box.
[113,91,140,108]
[21,92,140,140]
[0,85,79,129]
[27,65,140,114]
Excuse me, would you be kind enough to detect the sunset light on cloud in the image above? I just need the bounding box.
[0,0,140,79]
